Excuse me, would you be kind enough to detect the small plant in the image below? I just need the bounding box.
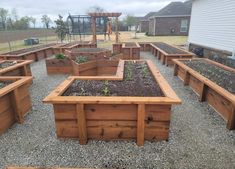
[0,82,5,89]
[75,56,88,64]
[102,80,110,96]
[126,63,133,81]
[141,64,149,78]
[79,87,86,96]
[55,53,65,59]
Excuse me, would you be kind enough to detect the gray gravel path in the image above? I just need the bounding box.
[0,52,235,169]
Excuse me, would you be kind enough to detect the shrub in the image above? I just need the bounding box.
[75,56,89,64]
[55,53,65,59]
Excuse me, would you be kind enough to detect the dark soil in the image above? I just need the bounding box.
[5,43,56,55]
[71,48,108,53]
[125,42,137,47]
[152,42,188,54]
[182,59,235,93]
[63,61,164,96]
[0,81,11,89]
[0,61,17,69]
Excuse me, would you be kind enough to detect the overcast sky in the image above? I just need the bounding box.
[0,0,185,27]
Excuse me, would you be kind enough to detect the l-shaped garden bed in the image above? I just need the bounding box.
[173,58,235,129]
[43,60,181,146]
[0,60,32,76]
[0,76,33,134]
[0,43,57,61]
[151,42,194,66]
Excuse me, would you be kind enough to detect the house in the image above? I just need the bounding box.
[188,0,235,67]
[148,0,192,36]
[138,12,158,33]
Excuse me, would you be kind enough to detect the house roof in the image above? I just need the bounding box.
[152,0,192,18]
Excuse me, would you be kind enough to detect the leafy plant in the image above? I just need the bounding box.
[102,80,110,96]
[142,64,149,78]
[55,53,65,59]
[0,82,5,89]
[75,56,89,64]
[125,63,133,81]
[79,87,86,96]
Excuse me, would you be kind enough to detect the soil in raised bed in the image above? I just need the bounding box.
[182,60,235,93]
[152,42,188,54]
[0,81,11,89]
[63,61,164,96]
[0,61,17,69]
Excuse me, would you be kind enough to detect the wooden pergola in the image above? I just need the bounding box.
[88,12,122,44]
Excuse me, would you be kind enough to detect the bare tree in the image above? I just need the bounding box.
[30,17,36,28]
[41,15,52,29]
[87,5,105,13]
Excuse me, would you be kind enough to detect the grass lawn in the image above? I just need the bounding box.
[0,31,188,53]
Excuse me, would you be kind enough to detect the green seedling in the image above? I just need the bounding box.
[55,53,65,59]
[75,56,89,64]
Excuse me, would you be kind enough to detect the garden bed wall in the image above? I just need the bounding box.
[138,42,153,51]
[0,76,32,134]
[0,60,32,76]
[112,43,122,54]
[121,42,140,60]
[53,41,97,54]
[72,60,124,76]
[0,44,57,62]
[65,48,112,60]
[46,57,73,74]
[151,42,194,66]
[173,58,235,129]
[44,60,181,146]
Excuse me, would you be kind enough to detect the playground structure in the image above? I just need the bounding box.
[67,12,121,44]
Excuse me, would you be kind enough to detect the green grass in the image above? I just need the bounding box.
[0,31,188,54]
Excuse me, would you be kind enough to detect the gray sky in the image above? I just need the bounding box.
[0,0,185,27]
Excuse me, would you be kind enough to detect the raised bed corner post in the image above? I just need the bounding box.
[227,106,235,130]
[137,104,145,146]
[11,88,24,124]
[76,104,87,144]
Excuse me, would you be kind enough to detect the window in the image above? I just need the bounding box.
[180,19,188,32]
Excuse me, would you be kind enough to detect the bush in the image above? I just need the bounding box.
[55,53,65,59]
[75,56,89,64]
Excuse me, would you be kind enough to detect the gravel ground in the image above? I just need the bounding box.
[0,52,235,169]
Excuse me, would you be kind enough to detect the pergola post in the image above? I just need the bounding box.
[115,17,119,43]
[91,16,97,44]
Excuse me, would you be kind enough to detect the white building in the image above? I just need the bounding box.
[188,0,235,57]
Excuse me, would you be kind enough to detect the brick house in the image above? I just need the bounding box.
[148,0,192,36]
[138,12,158,33]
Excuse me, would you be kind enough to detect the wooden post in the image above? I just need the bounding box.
[92,17,97,44]
[227,106,235,130]
[137,104,145,146]
[173,64,178,76]
[76,104,87,144]
[115,17,119,43]
[11,89,23,124]
[183,71,190,86]
[199,83,208,102]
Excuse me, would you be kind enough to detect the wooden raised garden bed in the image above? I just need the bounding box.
[151,42,194,66]
[46,57,72,74]
[0,43,57,62]
[0,60,32,76]
[53,41,97,54]
[173,58,235,129]
[138,42,153,51]
[43,60,181,146]
[65,48,112,60]
[72,59,124,76]
[0,76,33,134]
[113,43,122,54]
[122,42,140,60]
